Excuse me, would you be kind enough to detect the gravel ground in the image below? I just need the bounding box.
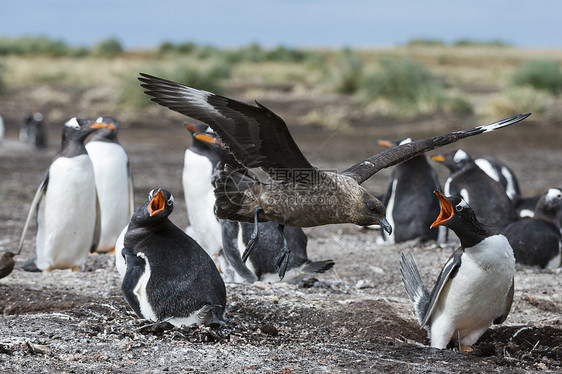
[0,97,561,373]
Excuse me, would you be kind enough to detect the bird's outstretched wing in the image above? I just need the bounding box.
[421,248,463,328]
[342,113,531,184]
[139,73,314,175]
[16,171,49,255]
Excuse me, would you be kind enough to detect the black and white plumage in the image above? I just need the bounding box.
[120,188,226,327]
[194,131,334,283]
[377,138,441,244]
[431,149,518,229]
[138,73,529,231]
[86,116,134,253]
[503,188,562,269]
[431,149,521,202]
[19,112,47,149]
[17,118,108,271]
[181,122,230,273]
[400,191,515,350]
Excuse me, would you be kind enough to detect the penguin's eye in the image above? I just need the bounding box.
[167,197,174,206]
[148,189,157,199]
[456,205,463,212]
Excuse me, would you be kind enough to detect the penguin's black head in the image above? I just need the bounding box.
[184,122,213,138]
[431,149,473,173]
[430,191,478,230]
[539,188,562,214]
[62,117,109,142]
[146,188,174,218]
[90,116,119,141]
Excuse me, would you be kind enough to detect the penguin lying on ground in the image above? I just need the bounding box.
[120,188,226,327]
[400,191,515,351]
[431,149,520,202]
[376,138,441,244]
[503,188,562,269]
[431,149,518,229]
[194,131,335,283]
[17,118,108,271]
[86,116,134,253]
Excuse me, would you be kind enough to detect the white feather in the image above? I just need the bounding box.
[35,155,97,270]
[474,159,500,182]
[133,252,158,322]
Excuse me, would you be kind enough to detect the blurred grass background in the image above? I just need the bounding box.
[0,36,561,129]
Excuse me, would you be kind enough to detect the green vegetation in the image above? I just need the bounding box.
[0,36,87,56]
[406,38,445,47]
[361,57,472,118]
[92,38,124,58]
[453,39,512,48]
[511,60,562,94]
[330,48,364,94]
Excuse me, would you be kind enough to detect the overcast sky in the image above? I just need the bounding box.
[2,0,561,49]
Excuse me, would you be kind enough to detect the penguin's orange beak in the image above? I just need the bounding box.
[194,133,224,147]
[89,122,109,129]
[431,155,445,162]
[430,191,454,228]
[184,123,200,132]
[149,190,166,216]
[377,140,393,148]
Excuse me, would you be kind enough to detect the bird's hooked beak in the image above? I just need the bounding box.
[378,217,392,234]
[149,190,166,216]
[430,191,454,228]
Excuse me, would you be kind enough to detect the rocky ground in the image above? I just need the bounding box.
[0,95,561,373]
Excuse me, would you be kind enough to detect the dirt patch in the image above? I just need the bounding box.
[1,86,561,373]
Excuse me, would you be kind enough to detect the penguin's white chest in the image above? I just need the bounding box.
[86,141,131,252]
[431,235,515,347]
[36,155,97,270]
[182,150,222,255]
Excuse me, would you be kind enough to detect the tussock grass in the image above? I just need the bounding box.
[511,60,562,94]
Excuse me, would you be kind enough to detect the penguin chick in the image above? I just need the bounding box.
[503,188,562,268]
[120,188,226,327]
[400,191,515,351]
[0,252,16,279]
[86,116,134,253]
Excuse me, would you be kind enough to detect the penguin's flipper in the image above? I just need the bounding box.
[421,247,463,328]
[121,247,145,318]
[493,277,514,325]
[16,171,49,255]
[208,304,226,327]
[127,161,135,217]
[90,190,102,253]
[221,220,258,283]
[302,259,335,274]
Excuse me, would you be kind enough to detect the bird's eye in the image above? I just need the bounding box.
[148,189,156,199]
[456,205,463,212]
[167,198,173,206]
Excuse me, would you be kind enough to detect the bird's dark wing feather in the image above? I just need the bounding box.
[138,73,314,176]
[421,247,463,328]
[493,277,514,325]
[342,114,531,184]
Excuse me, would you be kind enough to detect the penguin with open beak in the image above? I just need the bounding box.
[400,191,515,351]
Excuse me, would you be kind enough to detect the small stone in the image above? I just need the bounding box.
[355,279,372,289]
[260,324,278,336]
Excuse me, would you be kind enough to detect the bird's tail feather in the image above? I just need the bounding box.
[399,252,430,327]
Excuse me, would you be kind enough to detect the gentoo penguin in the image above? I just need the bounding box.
[503,188,562,268]
[431,149,520,202]
[139,72,529,277]
[181,123,223,258]
[431,149,518,229]
[17,118,108,271]
[85,116,134,253]
[19,112,47,149]
[120,188,226,327]
[194,131,335,283]
[400,191,515,351]
[376,138,441,244]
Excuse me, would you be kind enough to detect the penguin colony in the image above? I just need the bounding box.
[2,72,558,353]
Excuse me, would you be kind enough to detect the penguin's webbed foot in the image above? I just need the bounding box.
[242,207,261,263]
